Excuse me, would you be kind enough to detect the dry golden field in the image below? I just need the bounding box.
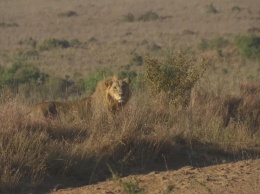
[0,0,260,193]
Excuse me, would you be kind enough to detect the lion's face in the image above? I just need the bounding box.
[105,77,131,104]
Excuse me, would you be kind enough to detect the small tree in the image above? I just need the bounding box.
[144,51,208,106]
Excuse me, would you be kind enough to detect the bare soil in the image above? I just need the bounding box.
[54,159,260,194]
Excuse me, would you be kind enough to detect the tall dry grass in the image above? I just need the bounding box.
[0,84,259,192]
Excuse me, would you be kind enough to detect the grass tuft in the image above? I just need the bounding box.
[205,3,218,14]
[138,11,159,21]
[58,10,78,17]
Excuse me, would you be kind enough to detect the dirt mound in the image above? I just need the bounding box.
[54,159,260,194]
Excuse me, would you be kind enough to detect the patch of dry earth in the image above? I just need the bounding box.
[54,159,260,194]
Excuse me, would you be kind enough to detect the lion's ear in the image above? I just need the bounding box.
[105,78,113,87]
[123,77,131,84]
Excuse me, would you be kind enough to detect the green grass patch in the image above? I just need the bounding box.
[78,70,113,95]
[120,178,147,194]
[198,37,229,51]
[18,37,37,49]
[0,22,18,28]
[0,62,47,89]
[235,35,260,60]
[138,11,159,21]
[38,38,83,51]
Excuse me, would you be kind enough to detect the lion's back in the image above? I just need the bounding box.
[30,101,57,118]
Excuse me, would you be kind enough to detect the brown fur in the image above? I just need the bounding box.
[91,76,131,113]
[222,82,260,128]
[29,76,131,119]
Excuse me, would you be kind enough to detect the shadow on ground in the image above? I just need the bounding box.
[26,138,260,194]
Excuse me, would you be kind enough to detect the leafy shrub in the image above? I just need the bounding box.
[144,51,208,106]
[138,11,159,21]
[235,35,260,60]
[0,62,47,89]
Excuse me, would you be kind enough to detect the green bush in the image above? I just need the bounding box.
[78,70,113,95]
[144,51,208,106]
[235,35,260,60]
[0,62,47,89]
[138,11,159,21]
[0,63,82,101]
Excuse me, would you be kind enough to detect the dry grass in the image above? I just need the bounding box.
[0,85,259,192]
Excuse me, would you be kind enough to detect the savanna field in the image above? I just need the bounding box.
[0,0,260,193]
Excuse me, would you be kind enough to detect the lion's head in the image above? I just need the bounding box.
[105,76,131,104]
[91,76,131,112]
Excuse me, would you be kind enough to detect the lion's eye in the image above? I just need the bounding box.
[113,87,117,90]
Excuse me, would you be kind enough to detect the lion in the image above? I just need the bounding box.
[29,76,131,119]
